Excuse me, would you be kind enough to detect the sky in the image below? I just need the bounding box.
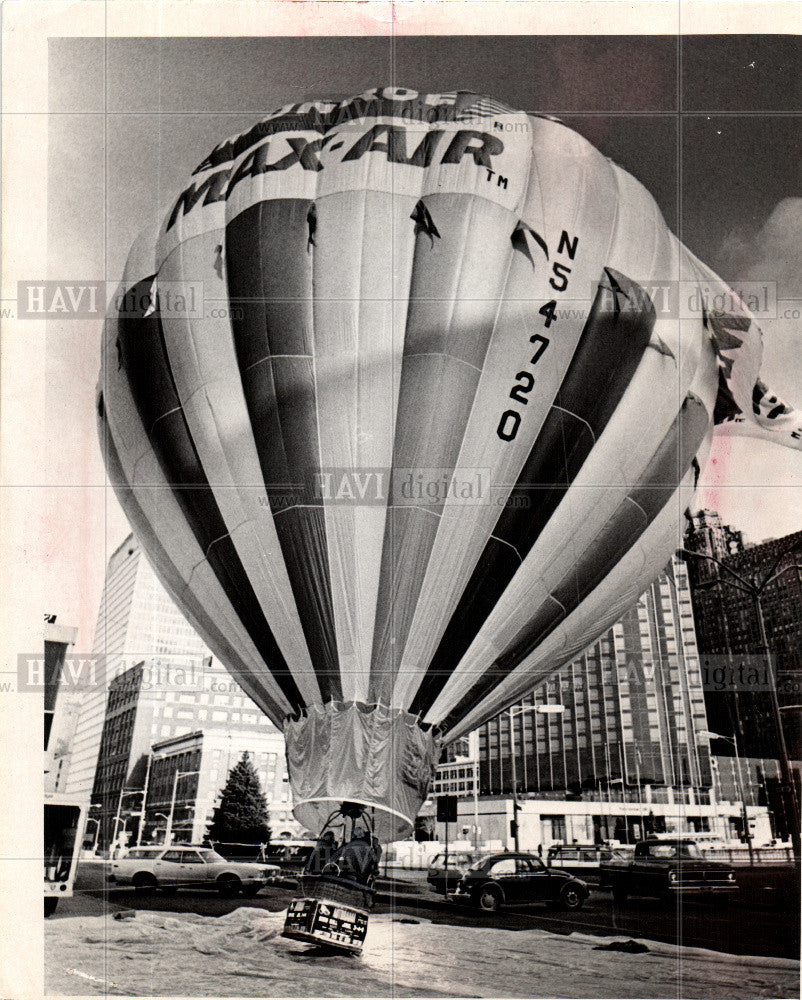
[45,33,802,647]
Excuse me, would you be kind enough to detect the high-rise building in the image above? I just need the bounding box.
[65,535,209,799]
[438,557,772,848]
[58,533,302,847]
[683,516,802,761]
[478,557,711,798]
[89,652,302,846]
[684,510,744,569]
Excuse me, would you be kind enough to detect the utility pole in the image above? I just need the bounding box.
[165,770,181,847]
[136,753,155,846]
[700,729,754,865]
[509,710,521,853]
[166,769,200,846]
[753,587,800,858]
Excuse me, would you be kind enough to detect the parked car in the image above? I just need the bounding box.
[261,840,317,876]
[427,851,482,895]
[546,843,635,883]
[600,838,739,904]
[449,852,589,912]
[109,845,280,896]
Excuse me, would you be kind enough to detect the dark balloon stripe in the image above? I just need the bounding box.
[115,280,305,712]
[225,200,341,701]
[99,405,286,717]
[409,269,656,718]
[438,393,709,732]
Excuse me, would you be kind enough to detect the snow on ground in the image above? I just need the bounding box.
[45,907,799,999]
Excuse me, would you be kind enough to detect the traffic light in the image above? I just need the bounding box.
[436,795,458,824]
[765,776,791,842]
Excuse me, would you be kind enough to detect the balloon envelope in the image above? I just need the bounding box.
[99,89,800,837]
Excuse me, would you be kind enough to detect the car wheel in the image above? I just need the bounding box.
[217,874,242,897]
[132,872,157,893]
[44,897,58,917]
[612,884,628,904]
[476,885,502,913]
[558,885,584,911]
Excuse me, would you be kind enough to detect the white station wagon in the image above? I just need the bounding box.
[109,846,280,896]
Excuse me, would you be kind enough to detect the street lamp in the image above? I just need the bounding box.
[508,703,566,853]
[84,817,100,854]
[113,788,145,852]
[165,770,200,846]
[145,812,168,844]
[111,816,129,856]
[698,729,754,865]
[145,812,170,845]
[681,545,801,860]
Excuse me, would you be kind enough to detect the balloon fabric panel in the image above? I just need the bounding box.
[226,199,341,702]
[409,269,656,718]
[115,279,305,712]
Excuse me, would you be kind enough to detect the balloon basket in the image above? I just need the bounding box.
[282,875,373,954]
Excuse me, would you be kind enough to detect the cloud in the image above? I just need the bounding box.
[717,198,802,404]
[720,197,802,296]
[699,198,802,542]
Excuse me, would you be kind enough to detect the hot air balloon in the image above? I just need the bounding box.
[98,87,801,852]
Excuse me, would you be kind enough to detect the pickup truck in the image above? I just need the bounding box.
[600,838,738,904]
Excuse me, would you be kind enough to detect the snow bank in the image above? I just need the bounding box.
[45,907,799,999]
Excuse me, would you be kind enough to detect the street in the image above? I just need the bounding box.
[58,860,800,960]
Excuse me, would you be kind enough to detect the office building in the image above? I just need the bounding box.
[90,653,303,846]
[683,509,744,569]
[683,515,802,760]
[143,727,297,845]
[428,557,774,849]
[57,533,302,848]
[64,535,209,799]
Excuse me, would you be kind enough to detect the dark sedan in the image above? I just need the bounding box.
[449,852,589,912]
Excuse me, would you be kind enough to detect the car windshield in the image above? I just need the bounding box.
[197,849,226,863]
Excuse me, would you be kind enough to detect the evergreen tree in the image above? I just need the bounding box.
[206,752,272,847]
